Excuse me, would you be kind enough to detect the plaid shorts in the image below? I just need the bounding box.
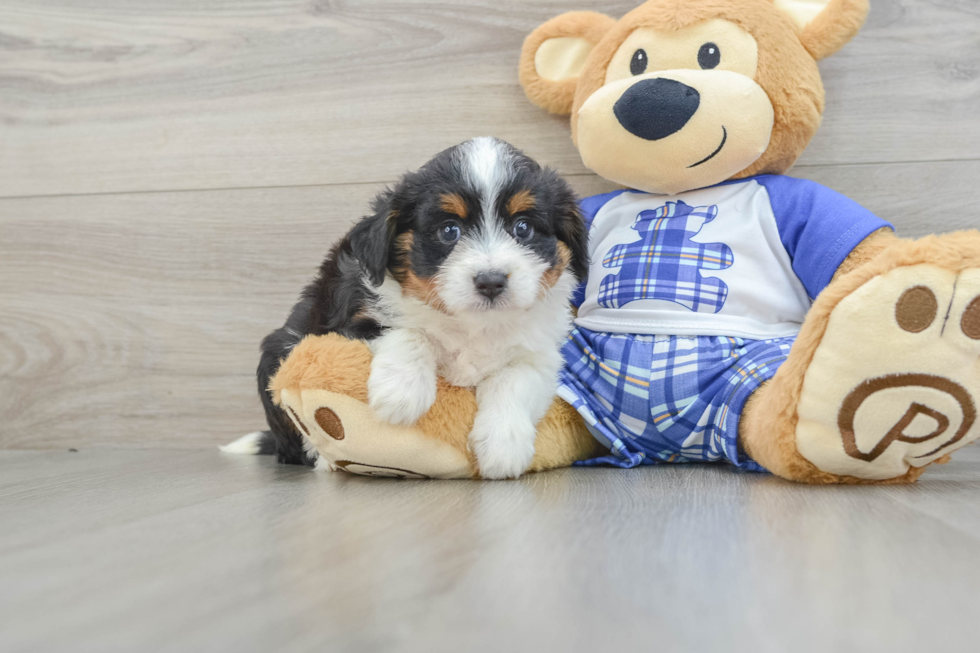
[557,327,795,471]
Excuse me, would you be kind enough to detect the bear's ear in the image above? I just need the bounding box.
[519,11,617,115]
[773,0,870,60]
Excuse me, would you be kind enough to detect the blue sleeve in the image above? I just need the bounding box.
[755,175,893,299]
[571,190,629,307]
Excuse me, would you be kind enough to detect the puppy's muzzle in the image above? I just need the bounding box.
[474,271,508,301]
[614,78,701,141]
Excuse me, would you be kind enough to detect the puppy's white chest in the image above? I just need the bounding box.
[434,336,512,387]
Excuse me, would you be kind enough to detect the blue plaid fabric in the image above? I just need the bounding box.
[556,327,795,471]
[597,201,734,313]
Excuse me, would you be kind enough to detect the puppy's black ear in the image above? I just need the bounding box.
[559,204,590,281]
[349,191,399,286]
[551,179,590,281]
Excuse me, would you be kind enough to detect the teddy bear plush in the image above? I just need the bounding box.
[269,0,980,483]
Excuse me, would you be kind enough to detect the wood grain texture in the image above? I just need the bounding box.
[3,3,980,649]
[0,175,612,450]
[3,448,980,652]
[1,0,978,198]
[2,161,978,451]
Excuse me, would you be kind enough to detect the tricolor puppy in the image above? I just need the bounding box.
[244,138,588,479]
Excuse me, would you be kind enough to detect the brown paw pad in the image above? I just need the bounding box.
[962,296,980,340]
[895,286,938,333]
[315,407,345,441]
[796,265,980,480]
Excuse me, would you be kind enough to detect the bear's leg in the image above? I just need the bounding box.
[271,334,601,478]
[740,232,980,484]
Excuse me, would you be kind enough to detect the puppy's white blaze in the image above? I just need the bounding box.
[438,226,549,313]
[219,431,266,455]
[373,266,575,388]
[460,137,512,224]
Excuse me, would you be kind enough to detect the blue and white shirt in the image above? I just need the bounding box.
[572,175,892,340]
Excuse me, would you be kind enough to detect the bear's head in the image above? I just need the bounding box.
[519,0,868,195]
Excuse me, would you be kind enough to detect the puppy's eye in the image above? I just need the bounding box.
[438,222,461,244]
[630,49,648,76]
[698,43,720,69]
[512,219,534,241]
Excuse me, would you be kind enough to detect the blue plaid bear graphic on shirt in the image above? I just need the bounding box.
[597,201,734,313]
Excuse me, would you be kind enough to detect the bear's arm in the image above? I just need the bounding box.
[755,175,894,300]
[831,227,902,282]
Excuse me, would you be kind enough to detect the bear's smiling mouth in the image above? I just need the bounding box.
[688,126,728,168]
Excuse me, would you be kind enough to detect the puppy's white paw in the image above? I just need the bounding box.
[367,360,437,426]
[470,412,537,480]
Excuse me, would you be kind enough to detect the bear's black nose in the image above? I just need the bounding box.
[614,78,701,141]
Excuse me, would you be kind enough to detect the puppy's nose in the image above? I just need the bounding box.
[474,271,508,300]
[614,78,701,141]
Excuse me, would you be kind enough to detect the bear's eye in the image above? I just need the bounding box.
[698,43,721,69]
[630,49,648,76]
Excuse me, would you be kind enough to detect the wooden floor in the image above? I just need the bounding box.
[3,447,980,652]
[2,2,980,650]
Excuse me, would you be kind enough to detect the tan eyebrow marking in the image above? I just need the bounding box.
[507,189,536,215]
[439,193,468,219]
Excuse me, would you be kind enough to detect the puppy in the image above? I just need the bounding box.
[234,138,588,479]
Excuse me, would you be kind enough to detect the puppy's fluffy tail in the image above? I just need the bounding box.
[220,430,277,456]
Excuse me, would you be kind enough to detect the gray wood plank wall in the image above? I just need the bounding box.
[2,0,979,450]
